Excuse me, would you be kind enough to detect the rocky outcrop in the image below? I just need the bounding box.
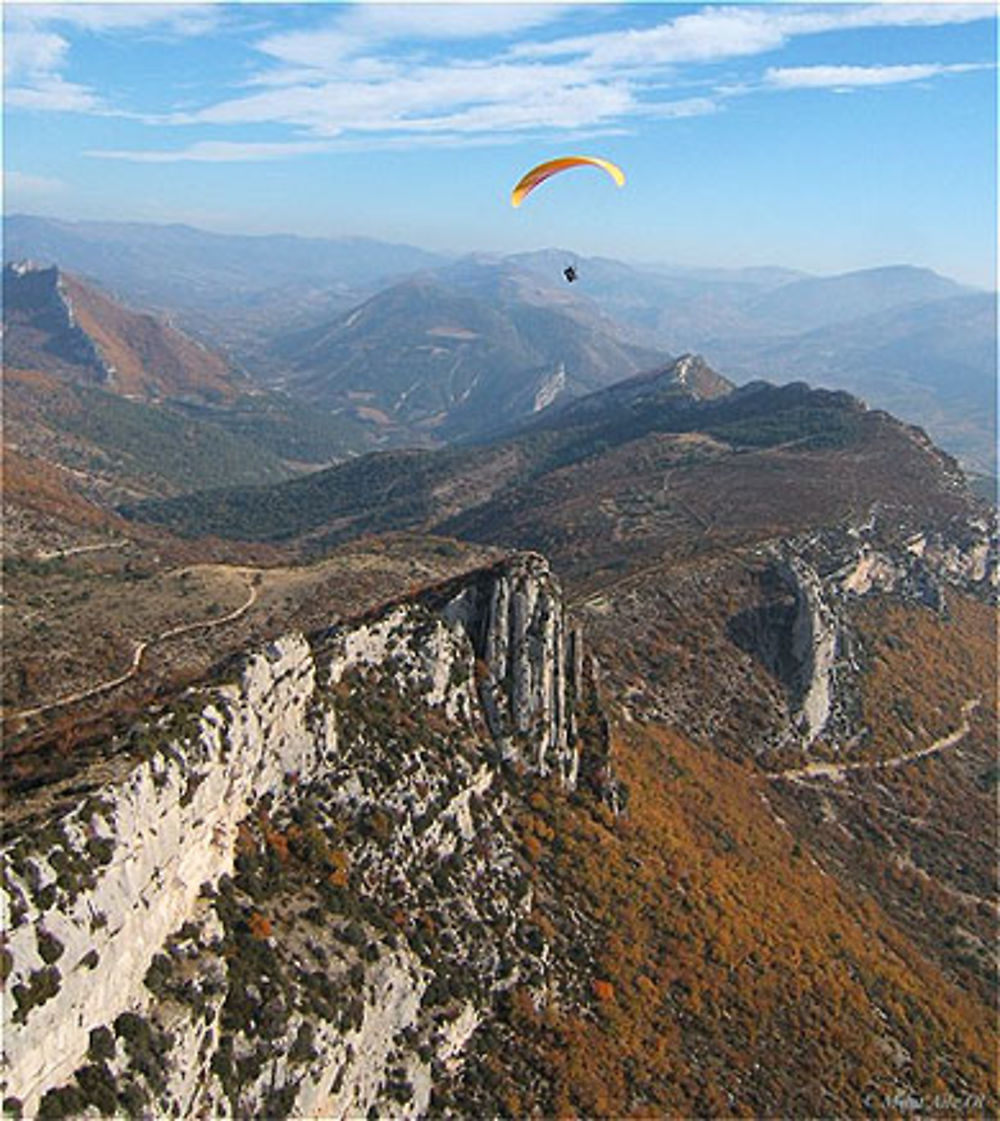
[727,557,838,747]
[784,558,838,746]
[439,552,582,785]
[0,554,599,1119]
[532,364,567,413]
[726,509,997,754]
[3,262,109,382]
[670,353,734,400]
[835,518,998,604]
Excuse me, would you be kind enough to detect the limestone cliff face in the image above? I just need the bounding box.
[1,637,325,1115]
[831,513,997,606]
[531,365,567,413]
[724,556,838,748]
[1,553,596,1119]
[801,513,995,743]
[725,511,997,753]
[439,551,582,785]
[782,558,838,747]
[3,262,109,381]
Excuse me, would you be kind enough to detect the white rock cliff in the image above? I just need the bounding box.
[1,554,588,1119]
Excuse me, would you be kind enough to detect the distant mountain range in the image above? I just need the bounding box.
[5,214,996,474]
[3,258,675,467]
[737,264,971,335]
[702,290,997,475]
[4,214,447,312]
[499,256,995,470]
[265,268,673,441]
[3,214,450,378]
[499,253,975,339]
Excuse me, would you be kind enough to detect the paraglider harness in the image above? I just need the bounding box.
[563,265,578,283]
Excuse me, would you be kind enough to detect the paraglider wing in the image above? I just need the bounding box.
[510,155,625,208]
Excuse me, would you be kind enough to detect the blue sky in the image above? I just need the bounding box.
[4,2,997,287]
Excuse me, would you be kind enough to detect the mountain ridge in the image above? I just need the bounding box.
[3,262,248,403]
[1,267,381,515]
[7,215,991,471]
[119,363,976,570]
[266,271,672,443]
[743,263,973,334]
[3,215,449,311]
[702,290,997,474]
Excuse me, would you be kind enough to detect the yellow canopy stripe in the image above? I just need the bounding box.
[510,155,626,208]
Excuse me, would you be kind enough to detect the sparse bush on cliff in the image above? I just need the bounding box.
[12,966,61,1024]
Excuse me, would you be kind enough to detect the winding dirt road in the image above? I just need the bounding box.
[3,569,259,721]
[773,698,981,785]
[35,540,130,562]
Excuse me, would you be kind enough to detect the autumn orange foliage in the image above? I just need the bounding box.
[248,912,272,940]
[498,719,997,1118]
[591,979,614,1003]
[327,849,349,888]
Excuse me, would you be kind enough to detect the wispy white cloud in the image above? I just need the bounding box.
[640,97,721,121]
[246,5,580,89]
[86,139,336,163]
[4,24,74,86]
[4,169,68,203]
[509,3,992,68]
[765,62,990,90]
[221,2,994,151]
[511,8,790,68]
[3,20,105,112]
[162,57,641,138]
[4,4,223,113]
[5,76,103,112]
[6,4,222,36]
[87,126,634,164]
[394,79,635,135]
[333,2,572,45]
[6,1,994,160]
[3,27,69,81]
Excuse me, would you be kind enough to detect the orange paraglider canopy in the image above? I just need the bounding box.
[510,155,625,208]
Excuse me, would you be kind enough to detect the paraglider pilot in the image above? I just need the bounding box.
[510,155,625,287]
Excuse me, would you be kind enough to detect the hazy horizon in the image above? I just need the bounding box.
[7,209,997,296]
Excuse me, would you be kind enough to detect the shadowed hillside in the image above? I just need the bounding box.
[121,369,972,576]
